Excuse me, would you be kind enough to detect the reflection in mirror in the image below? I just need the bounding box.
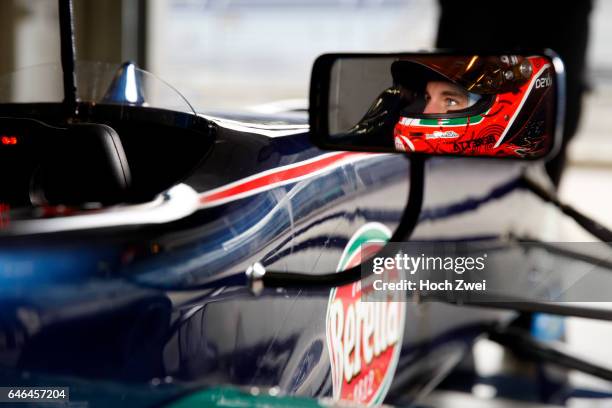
[323,53,559,159]
[422,81,475,114]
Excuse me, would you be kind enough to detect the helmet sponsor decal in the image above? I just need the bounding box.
[535,74,552,89]
[326,223,406,406]
[425,130,460,140]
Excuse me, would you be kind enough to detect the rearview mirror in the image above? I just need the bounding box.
[309,51,564,159]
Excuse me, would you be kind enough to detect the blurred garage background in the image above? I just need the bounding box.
[0,0,611,404]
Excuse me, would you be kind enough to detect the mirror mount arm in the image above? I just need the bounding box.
[256,155,426,290]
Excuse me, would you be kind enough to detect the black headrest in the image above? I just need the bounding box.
[35,123,131,205]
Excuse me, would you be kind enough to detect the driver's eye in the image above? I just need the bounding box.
[445,98,459,107]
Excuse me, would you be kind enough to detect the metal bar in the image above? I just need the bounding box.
[58,0,77,115]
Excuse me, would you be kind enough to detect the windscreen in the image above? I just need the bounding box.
[0,61,196,115]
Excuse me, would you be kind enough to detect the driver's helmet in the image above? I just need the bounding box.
[391,55,557,158]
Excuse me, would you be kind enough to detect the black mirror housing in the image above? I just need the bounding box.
[309,50,565,160]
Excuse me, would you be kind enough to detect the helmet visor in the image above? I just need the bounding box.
[393,55,533,95]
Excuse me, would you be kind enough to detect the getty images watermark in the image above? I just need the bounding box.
[371,252,488,292]
[359,242,612,303]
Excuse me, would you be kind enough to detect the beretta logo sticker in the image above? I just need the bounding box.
[326,222,406,406]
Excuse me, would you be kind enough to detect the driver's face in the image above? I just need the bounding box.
[423,81,469,114]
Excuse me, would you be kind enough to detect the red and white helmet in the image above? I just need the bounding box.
[392,54,558,158]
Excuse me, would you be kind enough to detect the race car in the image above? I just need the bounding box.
[0,61,507,407]
[1,1,612,407]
